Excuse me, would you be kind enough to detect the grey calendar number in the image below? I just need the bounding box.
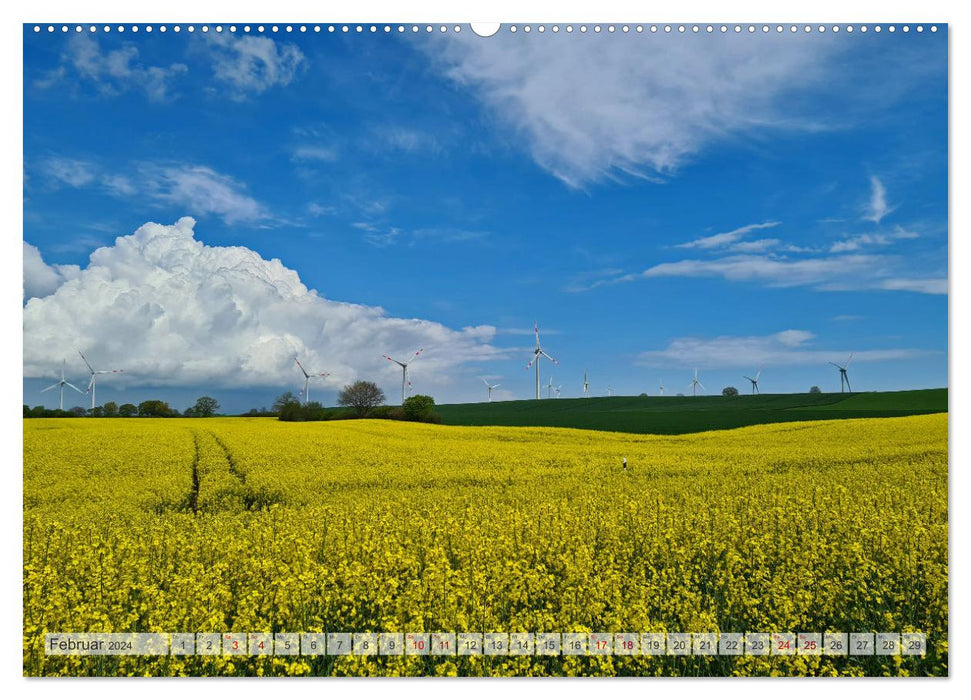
[196,633,221,656]
[274,633,299,656]
[850,633,875,656]
[640,633,665,656]
[457,633,482,656]
[562,633,587,656]
[170,633,195,656]
[484,633,509,656]
[379,633,404,656]
[876,633,900,656]
[901,633,926,656]
[301,633,326,656]
[823,632,847,656]
[353,632,378,656]
[693,633,718,656]
[667,633,691,656]
[508,633,534,656]
[745,632,770,656]
[718,633,743,656]
[328,632,352,656]
[535,633,560,656]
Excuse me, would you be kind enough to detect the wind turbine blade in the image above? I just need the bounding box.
[88,376,95,391]
[295,358,310,378]
[525,357,535,370]
[40,383,59,392]
[755,368,762,381]
[698,382,705,391]
[77,350,95,374]
[541,351,558,364]
[66,382,85,394]
[845,353,854,368]
[828,362,843,369]
[494,384,500,389]
[743,376,753,382]
[534,321,540,346]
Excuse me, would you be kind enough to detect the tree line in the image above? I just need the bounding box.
[23,396,221,418]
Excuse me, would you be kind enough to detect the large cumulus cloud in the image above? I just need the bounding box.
[23,218,502,393]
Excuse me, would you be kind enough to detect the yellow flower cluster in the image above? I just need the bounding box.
[23,414,948,676]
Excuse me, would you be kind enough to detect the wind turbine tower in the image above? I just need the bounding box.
[480,377,500,402]
[295,358,330,405]
[40,360,85,411]
[743,367,763,394]
[78,350,124,410]
[829,353,854,393]
[689,369,705,396]
[384,348,424,404]
[583,370,590,398]
[526,322,558,400]
[659,379,665,396]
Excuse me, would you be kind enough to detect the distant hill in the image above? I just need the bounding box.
[437,388,948,435]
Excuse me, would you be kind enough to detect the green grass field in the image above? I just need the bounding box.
[437,388,947,435]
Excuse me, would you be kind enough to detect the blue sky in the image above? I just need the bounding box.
[22,25,948,412]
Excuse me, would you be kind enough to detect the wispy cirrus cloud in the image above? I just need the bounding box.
[637,329,928,369]
[570,252,945,296]
[35,34,187,100]
[829,226,919,253]
[36,157,273,226]
[864,175,894,223]
[675,221,781,250]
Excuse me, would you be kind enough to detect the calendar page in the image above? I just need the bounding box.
[22,17,948,679]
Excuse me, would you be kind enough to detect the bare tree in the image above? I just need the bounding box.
[337,381,386,417]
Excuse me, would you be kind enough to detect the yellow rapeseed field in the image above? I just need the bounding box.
[23,414,948,677]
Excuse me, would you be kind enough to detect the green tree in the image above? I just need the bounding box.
[68,406,86,417]
[402,394,436,421]
[103,401,118,417]
[137,400,173,417]
[87,406,105,417]
[337,381,386,417]
[191,396,220,417]
[118,403,138,417]
[809,385,822,394]
[722,386,739,397]
[273,391,300,414]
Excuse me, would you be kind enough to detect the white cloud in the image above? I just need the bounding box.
[139,165,269,225]
[431,33,835,187]
[23,218,503,396]
[676,221,781,250]
[205,33,305,99]
[39,34,188,100]
[34,158,272,226]
[42,157,97,188]
[637,330,926,369]
[829,227,919,253]
[575,251,945,295]
[23,243,81,300]
[291,145,339,162]
[864,175,893,223]
[729,238,781,253]
[369,125,443,155]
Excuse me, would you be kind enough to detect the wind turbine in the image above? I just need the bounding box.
[606,385,613,397]
[554,384,562,399]
[545,376,556,399]
[743,367,763,395]
[689,369,705,396]
[384,347,423,404]
[583,370,590,398]
[40,360,85,411]
[829,353,853,393]
[480,377,500,402]
[526,322,558,400]
[295,358,330,406]
[78,350,123,410]
[659,379,665,396]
